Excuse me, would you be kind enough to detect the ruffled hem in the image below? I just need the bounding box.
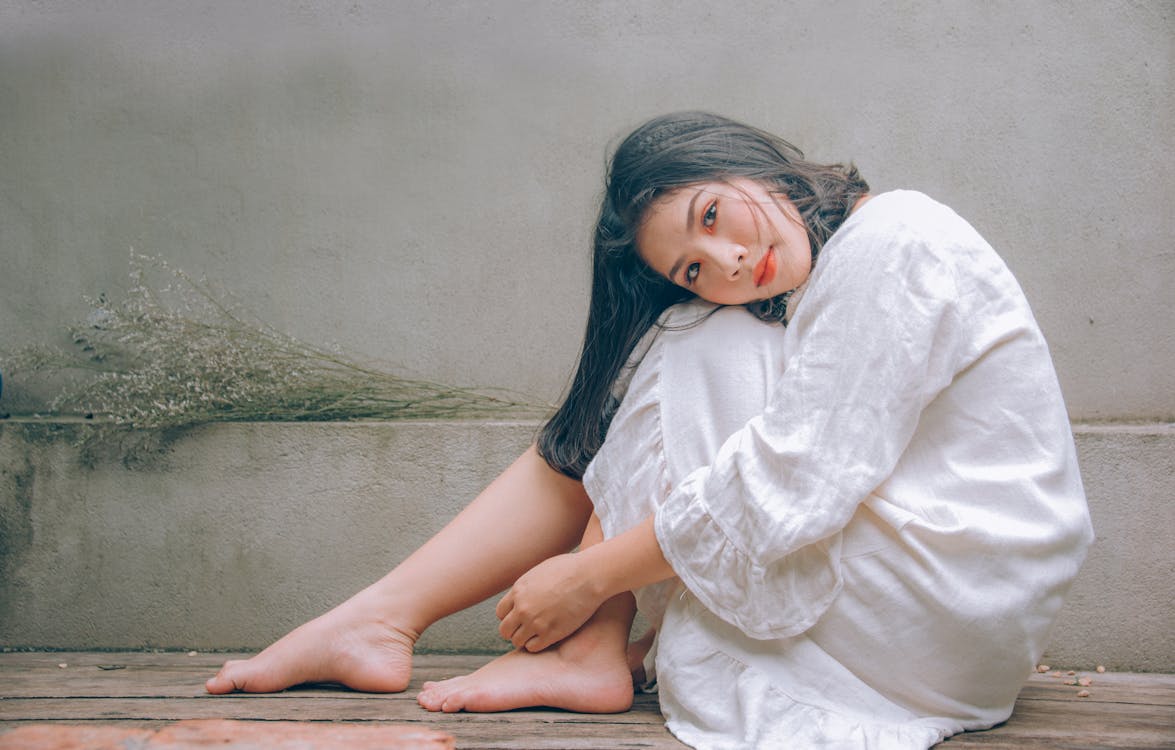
[657,615,957,749]
[663,675,952,750]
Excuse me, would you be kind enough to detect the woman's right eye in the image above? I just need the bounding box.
[702,200,717,230]
[685,262,701,285]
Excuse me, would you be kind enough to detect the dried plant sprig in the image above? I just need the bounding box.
[2,252,547,428]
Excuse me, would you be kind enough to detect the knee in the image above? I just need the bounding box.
[587,303,785,501]
[657,303,787,400]
[648,303,786,456]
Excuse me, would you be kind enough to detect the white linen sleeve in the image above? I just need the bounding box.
[654,220,972,639]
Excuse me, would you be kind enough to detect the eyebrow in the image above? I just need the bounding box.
[685,189,700,232]
[666,190,702,282]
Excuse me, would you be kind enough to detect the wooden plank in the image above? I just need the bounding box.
[0,721,457,750]
[941,700,1175,747]
[0,653,253,669]
[1,653,1171,749]
[1015,673,1175,707]
[0,696,661,723]
[0,721,687,750]
[417,721,687,749]
[942,739,1167,750]
[0,653,660,717]
[0,653,484,669]
[5,660,1166,724]
[0,654,505,700]
[0,654,541,698]
[7,696,1170,748]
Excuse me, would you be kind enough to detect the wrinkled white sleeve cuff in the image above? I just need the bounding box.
[654,468,843,640]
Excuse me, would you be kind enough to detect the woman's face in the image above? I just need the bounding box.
[636,178,812,306]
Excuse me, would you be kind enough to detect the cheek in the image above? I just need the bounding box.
[636,249,666,280]
[635,233,673,274]
[736,203,769,243]
[695,283,751,307]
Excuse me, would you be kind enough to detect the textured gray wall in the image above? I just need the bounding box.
[1,1,1172,419]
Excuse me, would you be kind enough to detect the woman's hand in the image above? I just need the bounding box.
[495,552,604,652]
[497,515,676,653]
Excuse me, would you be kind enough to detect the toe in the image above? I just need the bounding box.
[441,693,466,713]
[417,686,444,711]
[205,659,248,695]
[204,663,241,694]
[205,674,236,694]
[418,678,467,713]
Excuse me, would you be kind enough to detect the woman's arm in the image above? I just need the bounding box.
[496,514,673,651]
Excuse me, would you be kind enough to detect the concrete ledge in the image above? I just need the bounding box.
[0,420,541,654]
[1,420,1172,670]
[1051,423,1175,671]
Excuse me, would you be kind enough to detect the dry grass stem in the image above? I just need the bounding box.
[2,252,547,430]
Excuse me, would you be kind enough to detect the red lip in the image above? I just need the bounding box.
[753,248,777,287]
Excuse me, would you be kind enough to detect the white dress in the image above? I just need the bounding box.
[582,191,1094,749]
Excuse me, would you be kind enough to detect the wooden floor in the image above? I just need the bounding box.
[0,652,1172,749]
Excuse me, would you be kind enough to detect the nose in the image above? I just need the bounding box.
[716,244,747,279]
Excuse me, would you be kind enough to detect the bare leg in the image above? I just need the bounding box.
[627,626,656,686]
[206,445,593,694]
[416,513,635,713]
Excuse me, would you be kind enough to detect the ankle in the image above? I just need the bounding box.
[559,597,634,656]
[593,593,637,638]
[336,588,425,646]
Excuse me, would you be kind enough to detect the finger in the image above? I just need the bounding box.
[531,617,571,652]
[495,591,513,621]
[510,623,534,650]
[498,611,518,641]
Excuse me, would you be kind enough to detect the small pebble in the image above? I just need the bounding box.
[1036,664,1050,673]
[1076,689,1091,698]
[187,651,198,657]
[1078,677,1093,687]
[57,663,68,669]
[1096,665,1106,673]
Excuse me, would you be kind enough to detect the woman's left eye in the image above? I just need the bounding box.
[685,262,701,284]
[702,200,717,229]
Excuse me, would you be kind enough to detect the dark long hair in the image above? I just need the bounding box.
[538,112,869,478]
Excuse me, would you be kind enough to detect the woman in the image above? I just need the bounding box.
[208,112,1093,749]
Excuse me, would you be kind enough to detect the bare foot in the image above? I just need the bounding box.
[205,595,418,694]
[416,615,633,713]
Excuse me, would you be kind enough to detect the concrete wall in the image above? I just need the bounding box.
[0,1,1172,672]
[1,420,1172,671]
[1,1,1172,419]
